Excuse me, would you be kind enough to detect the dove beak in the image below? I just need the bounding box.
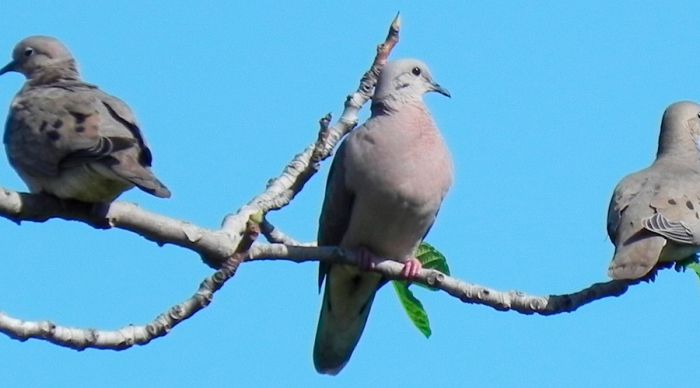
[0,60,16,76]
[431,82,451,98]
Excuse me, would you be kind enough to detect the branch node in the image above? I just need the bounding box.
[0,15,417,351]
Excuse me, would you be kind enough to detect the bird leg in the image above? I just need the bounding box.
[400,257,422,280]
[356,247,422,280]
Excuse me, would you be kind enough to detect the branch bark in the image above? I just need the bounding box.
[0,219,259,350]
[219,14,401,249]
[0,14,647,352]
[0,15,402,349]
[246,243,636,316]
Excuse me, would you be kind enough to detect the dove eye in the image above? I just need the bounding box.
[23,48,34,57]
[411,66,421,76]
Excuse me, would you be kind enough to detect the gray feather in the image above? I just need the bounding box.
[313,59,453,374]
[1,35,170,202]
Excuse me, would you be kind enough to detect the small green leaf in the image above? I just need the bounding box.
[686,262,700,280]
[392,280,431,338]
[676,254,700,280]
[415,242,450,291]
[392,242,450,337]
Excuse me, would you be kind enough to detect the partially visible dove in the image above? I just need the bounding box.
[0,36,170,202]
[314,59,452,374]
[607,101,700,280]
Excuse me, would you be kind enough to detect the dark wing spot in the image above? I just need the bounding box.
[69,111,87,124]
[46,130,61,141]
[668,199,677,205]
[75,126,85,133]
[687,200,694,210]
[102,102,153,166]
[39,121,47,132]
[52,119,63,129]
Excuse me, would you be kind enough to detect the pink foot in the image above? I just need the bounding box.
[401,257,422,280]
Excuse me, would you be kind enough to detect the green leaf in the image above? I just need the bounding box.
[414,242,450,291]
[392,280,431,338]
[676,255,700,280]
[686,262,700,280]
[392,242,450,337]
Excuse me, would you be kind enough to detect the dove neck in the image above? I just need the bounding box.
[656,140,700,163]
[656,125,700,161]
[28,60,80,85]
[371,96,425,116]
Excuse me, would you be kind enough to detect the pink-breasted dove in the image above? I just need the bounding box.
[607,101,700,280]
[314,59,453,374]
[0,36,170,202]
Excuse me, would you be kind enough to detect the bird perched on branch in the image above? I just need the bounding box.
[0,36,170,202]
[314,59,453,374]
[607,101,700,280]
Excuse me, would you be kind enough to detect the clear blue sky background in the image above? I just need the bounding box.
[1,1,699,387]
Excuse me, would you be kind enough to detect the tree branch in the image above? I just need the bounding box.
[219,13,401,248]
[0,219,259,350]
[0,13,646,352]
[260,218,313,246]
[0,15,402,348]
[0,189,236,263]
[247,243,637,315]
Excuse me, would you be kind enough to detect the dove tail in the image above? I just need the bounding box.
[608,235,665,280]
[109,161,171,198]
[313,268,380,375]
[131,175,171,198]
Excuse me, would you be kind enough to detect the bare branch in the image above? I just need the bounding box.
[0,13,641,351]
[0,16,403,349]
[220,14,402,241]
[0,219,260,350]
[311,13,400,163]
[0,15,402,270]
[0,189,236,263]
[260,218,314,246]
[247,243,636,316]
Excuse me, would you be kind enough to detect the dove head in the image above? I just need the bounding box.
[372,59,449,111]
[656,101,700,159]
[0,36,79,80]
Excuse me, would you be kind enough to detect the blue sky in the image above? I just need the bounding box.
[1,1,699,387]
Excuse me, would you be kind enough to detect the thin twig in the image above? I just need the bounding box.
[0,220,259,350]
[219,14,402,248]
[0,15,403,348]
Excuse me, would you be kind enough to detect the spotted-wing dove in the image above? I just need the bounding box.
[607,101,700,280]
[0,36,170,202]
[314,59,453,374]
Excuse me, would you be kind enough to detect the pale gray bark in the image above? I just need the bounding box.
[0,15,642,351]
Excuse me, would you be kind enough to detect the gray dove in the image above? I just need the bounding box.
[607,101,700,280]
[0,36,170,202]
[314,59,452,374]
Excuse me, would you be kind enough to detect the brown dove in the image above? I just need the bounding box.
[0,36,170,202]
[607,101,700,280]
[314,59,452,374]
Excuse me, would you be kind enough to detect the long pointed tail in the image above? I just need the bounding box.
[111,161,171,198]
[313,267,381,375]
